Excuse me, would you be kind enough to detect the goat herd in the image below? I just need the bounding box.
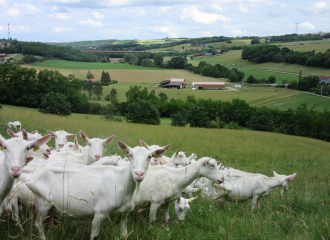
[0,121,296,239]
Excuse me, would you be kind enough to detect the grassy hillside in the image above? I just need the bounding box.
[0,105,329,239]
[190,50,330,77]
[273,39,330,53]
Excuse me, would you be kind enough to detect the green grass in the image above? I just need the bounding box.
[0,105,330,239]
[30,60,167,70]
[260,93,330,111]
[272,39,330,53]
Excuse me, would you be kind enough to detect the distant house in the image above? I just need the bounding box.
[160,77,188,89]
[0,42,10,48]
[205,53,212,56]
[216,49,221,53]
[192,82,226,90]
[88,78,99,82]
[261,38,266,41]
[319,76,330,84]
[0,53,7,57]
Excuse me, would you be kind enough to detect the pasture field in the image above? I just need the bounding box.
[260,92,330,111]
[88,83,301,106]
[0,105,330,239]
[272,39,330,53]
[190,50,330,77]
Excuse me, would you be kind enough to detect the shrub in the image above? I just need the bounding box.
[227,121,243,130]
[171,112,187,127]
[126,99,160,125]
[38,92,71,116]
[248,107,275,132]
[186,106,210,128]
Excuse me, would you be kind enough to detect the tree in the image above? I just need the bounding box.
[251,38,260,45]
[248,107,275,132]
[38,92,71,116]
[93,82,103,100]
[186,106,210,128]
[247,75,257,83]
[84,80,94,99]
[268,76,276,84]
[86,70,94,79]
[153,54,164,67]
[109,88,118,104]
[158,92,168,104]
[171,112,187,126]
[126,99,160,125]
[101,70,105,82]
[104,72,111,82]
[229,72,239,82]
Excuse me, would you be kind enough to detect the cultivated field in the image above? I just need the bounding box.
[0,105,329,239]
[272,39,330,53]
[191,50,330,78]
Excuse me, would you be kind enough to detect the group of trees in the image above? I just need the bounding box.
[269,34,323,43]
[0,40,108,62]
[242,45,330,69]
[246,75,276,84]
[0,63,107,115]
[119,85,330,142]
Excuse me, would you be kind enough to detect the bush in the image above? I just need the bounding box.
[38,92,71,116]
[248,107,275,132]
[126,99,160,125]
[186,106,209,128]
[171,112,187,127]
[227,121,243,130]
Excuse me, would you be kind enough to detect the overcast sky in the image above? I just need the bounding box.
[0,0,328,42]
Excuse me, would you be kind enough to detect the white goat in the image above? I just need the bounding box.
[26,141,167,240]
[135,157,224,223]
[209,168,296,210]
[56,136,83,153]
[0,133,51,207]
[7,121,21,132]
[174,196,198,221]
[47,130,77,150]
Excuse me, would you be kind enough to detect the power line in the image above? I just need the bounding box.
[8,23,11,40]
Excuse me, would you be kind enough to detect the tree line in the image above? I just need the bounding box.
[0,40,109,63]
[269,34,323,43]
[242,45,330,68]
[110,85,330,142]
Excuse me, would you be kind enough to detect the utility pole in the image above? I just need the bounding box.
[321,85,323,96]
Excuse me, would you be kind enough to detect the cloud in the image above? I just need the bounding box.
[6,8,21,18]
[57,13,69,20]
[239,4,249,13]
[76,19,103,27]
[0,26,3,31]
[53,25,72,32]
[122,7,146,16]
[211,4,223,12]
[158,6,171,12]
[152,26,171,33]
[316,2,326,8]
[93,11,104,19]
[230,29,243,34]
[300,22,316,30]
[0,0,6,4]
[181,5,230,24]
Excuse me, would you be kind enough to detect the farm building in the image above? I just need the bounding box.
[88,78,99,82]
[319,76,330,84]
[0,53,7,57]
[160,77,188,89]
[0,42,10,48]
[192,82,226,90]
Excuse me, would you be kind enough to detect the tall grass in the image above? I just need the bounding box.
[0,106,329,239]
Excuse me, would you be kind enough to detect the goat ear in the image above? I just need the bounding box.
[117,141,131,155]
[175,149,179,156]
[31,130,38,134]
[184,152,188,155]
[49,146,54,151]
[22,129,29,140]
[30,135,51,149]
[79,130,89,144]
[203,158,210,165]
[152,148,166,158]
[74,137,78,146]
[26,157,34,164]
[103,148,107,154]
[7,129,17,138]
[177,197,181,202]
[273,171,278,177]
[140,140,149,149]
[164,143,172,152]
[289,173,296,180]
[67,134,77,140]
[189,196,198,203]
[47,130,56,137]
[103,134,115,145]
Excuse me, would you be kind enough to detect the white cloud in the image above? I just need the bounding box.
[230,29,243,34]
[158,6,171,12]
[0,26,3,31]
[152,26,171,33]
[25,4,37,12]
[316,2,326,8]
[0,0,6,4]
[239,4,249,13]
[300,22,316,30]
[57,13,69,20]
[7,8,20,18]
[53,25,72,32]
[93,11,104,19]
[76,19,103,27]
[211,4,223,12]
[201,31,212,37]
[122,7,146,16]
[181,5,230,24]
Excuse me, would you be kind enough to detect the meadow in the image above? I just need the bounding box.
[190,50,330,77]
[272,39,330,53]
[0,104,329,239]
